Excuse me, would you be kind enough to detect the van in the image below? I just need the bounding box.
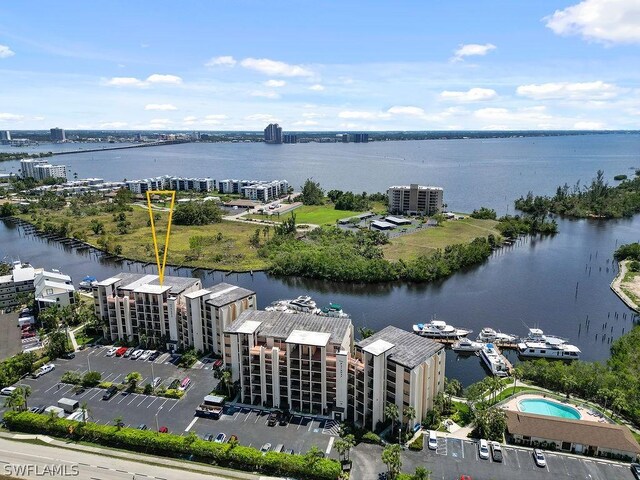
[102,385,118,400]
[478,439,489,460]
[273,444,285,453]
[428,430,438,450]
[58,398,79,413]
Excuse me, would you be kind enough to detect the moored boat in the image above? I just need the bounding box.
[479,343,510,377]
[412,319,472,339]
[517,328,581,360]
[452,338,484,353]
[476,327,517,344]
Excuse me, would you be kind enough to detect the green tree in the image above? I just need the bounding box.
[80,402,90,423]
[125,371,142,391]
[381,444,402,479]
[221,369,233,398]
[113,416,124,430]
[358,327,375,339]
[334,433,355,462]
[413,466,431,480]
[300,179,324,205]
[45,330,68,360]
[82,371,102,387]
[404,405,416,433]
[384,402,399,438]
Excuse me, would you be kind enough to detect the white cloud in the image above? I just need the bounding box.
[452,43,496,61]
[146,74,182,85]
[573,120,607,129]
[240,58,313,77]
[440,88,497,102]
[183,116,197,122]
[250,90,280,99]
[205,114,228,120]
[302,112,324,118]
[0,44,15,58]
[545,0,640,44]
[33,116,45,121]
[245,113,279,123]
[149,118,172,125]
[0,113,24,121]
[338,111,387,120]
[293,120,319,126]
[106,77,146,87]
[105,74,182,88]
[474,106,552,125]
[309,84,325,91]
[387,106,426,116]
[205,55,237,67]
[516,81,619,100]
[144,104,178,111]
[99,121,128,129]
[264,79,286,87]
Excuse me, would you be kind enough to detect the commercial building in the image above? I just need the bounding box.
[218,179,289,201]
[20,159,67,181]
[350,326,445,430]
[34,270,76,310]
[224,310,353,418]
[50,128,66,142]
[264,123,283,144]
[0,131,10,144]
[183,283,256,355]
[505,411,640,460]
[125,175,216,194]
[93,273,202,348]
[388,184,444,216]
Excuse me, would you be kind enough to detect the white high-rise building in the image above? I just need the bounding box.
[388,184,444,215]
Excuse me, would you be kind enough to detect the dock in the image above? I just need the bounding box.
[431,337,519,351]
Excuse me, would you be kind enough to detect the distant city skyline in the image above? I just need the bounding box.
[0,0,639,131]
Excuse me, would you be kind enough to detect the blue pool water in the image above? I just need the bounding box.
[518,399,581,420]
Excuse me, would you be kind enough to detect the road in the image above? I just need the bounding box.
[0,436,268,480]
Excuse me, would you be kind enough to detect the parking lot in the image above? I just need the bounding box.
[1,346,339,456]
[353,436,636,480]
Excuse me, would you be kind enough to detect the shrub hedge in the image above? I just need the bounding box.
[3,412,340,479]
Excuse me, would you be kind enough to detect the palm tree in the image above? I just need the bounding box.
[334,434,355,462]
[404,405,416,433]
[3,389,25,412]
[221,369,232,398]
[384,402,399,438]
[381,444,402,479]
[21,385,31,410]
[80,402,90,423]
[114,416,124,430]
[413,466,431,480]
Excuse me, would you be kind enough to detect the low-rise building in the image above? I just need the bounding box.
[125,175,216,194]
[0,263,36,310]
[350,326,445,430]
[388,184,443,216]
[219,179,289,201]
[34,270,75,310]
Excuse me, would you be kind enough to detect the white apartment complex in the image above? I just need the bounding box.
[20,159,68,181]
[0,263,37,310]
[125,175,216,194]
[183,283,256,355]
[34,270,75,310]
[388,184,443,216]
[224,310,353,418]
[350,326,445,430]
[218,179,289,202]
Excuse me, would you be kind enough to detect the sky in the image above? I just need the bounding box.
[0,0,639,131]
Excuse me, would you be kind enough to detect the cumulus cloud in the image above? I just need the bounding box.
[545,0,640,44]
[205,55,237,67]
[452,43,496,61]
[293,120,320,126]
[440,88,497,102]
[473,106,552,126]
[205,114,228,120]
[573,120,607,129]
[99,121,128,129]
[144,104,178,111]
[516,81,619,100]
[338,111,388,120]
[245,113,279,123]
[105,74,182,87]
[264,79,286,87]
[0,113,24,121]
[250,90,280,99]
[0,44,15,58]
[309,84,325,91]
[240,58,313,77]
[387,106,426,116]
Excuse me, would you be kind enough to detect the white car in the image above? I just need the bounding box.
[533,448,546,467]
[1,386,17,396]
[428,430,438,450]
[131,349,144,360]
[478,439,490,460]
[105,347,118,357]
[32,364,55,378]
[140,350,153,361]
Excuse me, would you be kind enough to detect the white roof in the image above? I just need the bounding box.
[134,284,169,294]
[96,276,121,287]
[12,265,35,283]
[363,339,395,356]
[185,288,211,299]
[236,320,262,334]
[37,280,75,292]
[122,274,159,290]
[286,329,331,347]
[38,270,72,282]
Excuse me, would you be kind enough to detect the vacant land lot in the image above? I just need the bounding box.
[248,204,378,226]
[383,217,500,261]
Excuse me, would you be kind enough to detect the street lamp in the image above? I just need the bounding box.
[155,406,162,431]
[87,352,91,373]
[399,426,402,446]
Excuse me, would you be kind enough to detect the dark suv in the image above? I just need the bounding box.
[102,385,118,400]
[267,413,278,426]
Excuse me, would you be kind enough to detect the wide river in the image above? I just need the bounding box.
[2,134,639,385]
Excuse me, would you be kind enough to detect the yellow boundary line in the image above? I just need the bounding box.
[146,190,176,285]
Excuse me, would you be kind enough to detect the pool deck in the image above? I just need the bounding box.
[502,393,609,424]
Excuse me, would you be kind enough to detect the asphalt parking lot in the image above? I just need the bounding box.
[2,346,340,455]
[352,436,636,480]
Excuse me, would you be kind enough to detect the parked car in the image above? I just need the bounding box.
[102,385,118,401]
[212,359,223,369]
[152,377,162,388]
[460,476,472,480]
[214,433,226,443]
[260,443,271,454]
[123,347,135,358]
[630,463,640,480]
[1,387,17,396]
[533,449,546,467]
[105,347,118,357]
[203,433,214,442]
[28,406,45,414]
[158,426,168,433]
[61,352,76,359]
[115,347,128,357]
[140,350,153,361]
[148,351,161,361]
[491,442,503,463]
[137,424,148,430]
[478,439,489,460]
[267,413,278,426]
[131,349,144,360]
[32,364,55,378]
[277,411,288,426]
[428,430,438,450]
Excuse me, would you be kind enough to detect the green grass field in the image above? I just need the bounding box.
[383,217,500,260]
[248,202,387,226]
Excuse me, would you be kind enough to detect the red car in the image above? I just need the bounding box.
[213,359,223,369]
[115,347,128,357]
[158,426,169,433]
[460,476,472,480]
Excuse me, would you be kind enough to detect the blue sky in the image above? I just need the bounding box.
[1,0,639,131]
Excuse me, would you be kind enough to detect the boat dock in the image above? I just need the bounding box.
[432,337,519,351]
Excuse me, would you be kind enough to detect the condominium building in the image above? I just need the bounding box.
[283,134,297,144]
[183,283,256,354]
[0,131,10,143]
[93,273,202,348]
[218,179,289,201]
[264,123,283,144]
[20,159,67,181]
[387,184,444,216]
[352,133,369,143]
[350,326,445,430]
[0,263,36,310]
[50,128,66,142]
[34,270,76,310]
[224,311,353,418]
[125,175,215,194]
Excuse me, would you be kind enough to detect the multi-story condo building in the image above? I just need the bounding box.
[224,311,353,418]
[50,127,66,142]
[183,283,256,354]
[20,159,67,181]
[0,131,10,143]
[125,175,215,194]
[350,326,445,430]
[0,263,36,310]
[352,133,369,143]
[93,273,202,348]
[264,123,283,144]
[34,269,76,310]
[218,179,289,201]
[283,134,297,144]
[387,184,444,216]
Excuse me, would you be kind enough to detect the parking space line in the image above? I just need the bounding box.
[168,400,179,412]
[88,389,102,400]
[243,412,250,422]
[102,373,114,382]
[308,418,313,432]
[78,388,95,399]
[126,394,139,405]
[184,417,198,432]
[44,383,59,394]
[325,436,334,455]
[254,413,260,424]
[146,397,159,409]
[136,396,147,407]
[459,439,464,459]
[111,374,122,383]
[118,394,132,404]
[159,398,169,409]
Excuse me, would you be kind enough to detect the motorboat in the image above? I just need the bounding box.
[476,327,517,344]
[452,338,484,353]
[79,275,97,289]
[412,319,472,339]
[517,328,580,360]
[317,302,350,318]
[479,343,510,377]
[265,296,349,318]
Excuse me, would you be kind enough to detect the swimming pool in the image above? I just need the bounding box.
[517,398,581,420]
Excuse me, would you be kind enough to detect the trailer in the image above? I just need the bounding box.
[195,395,225,419]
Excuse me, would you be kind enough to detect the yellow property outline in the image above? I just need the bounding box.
[146,190,176,285]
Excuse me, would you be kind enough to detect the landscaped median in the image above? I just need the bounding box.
[2,411,341,480]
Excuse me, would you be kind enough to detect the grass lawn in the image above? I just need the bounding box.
[383,217,500,261]
[248,204,372,226]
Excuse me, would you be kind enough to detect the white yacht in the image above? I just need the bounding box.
[265,296,350,318]
[476,327,517,344]
[412,319,472,339]
[479,343,510,377]
[452,338,484,353]
[317,302,349,318]
[517,328,581,360]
